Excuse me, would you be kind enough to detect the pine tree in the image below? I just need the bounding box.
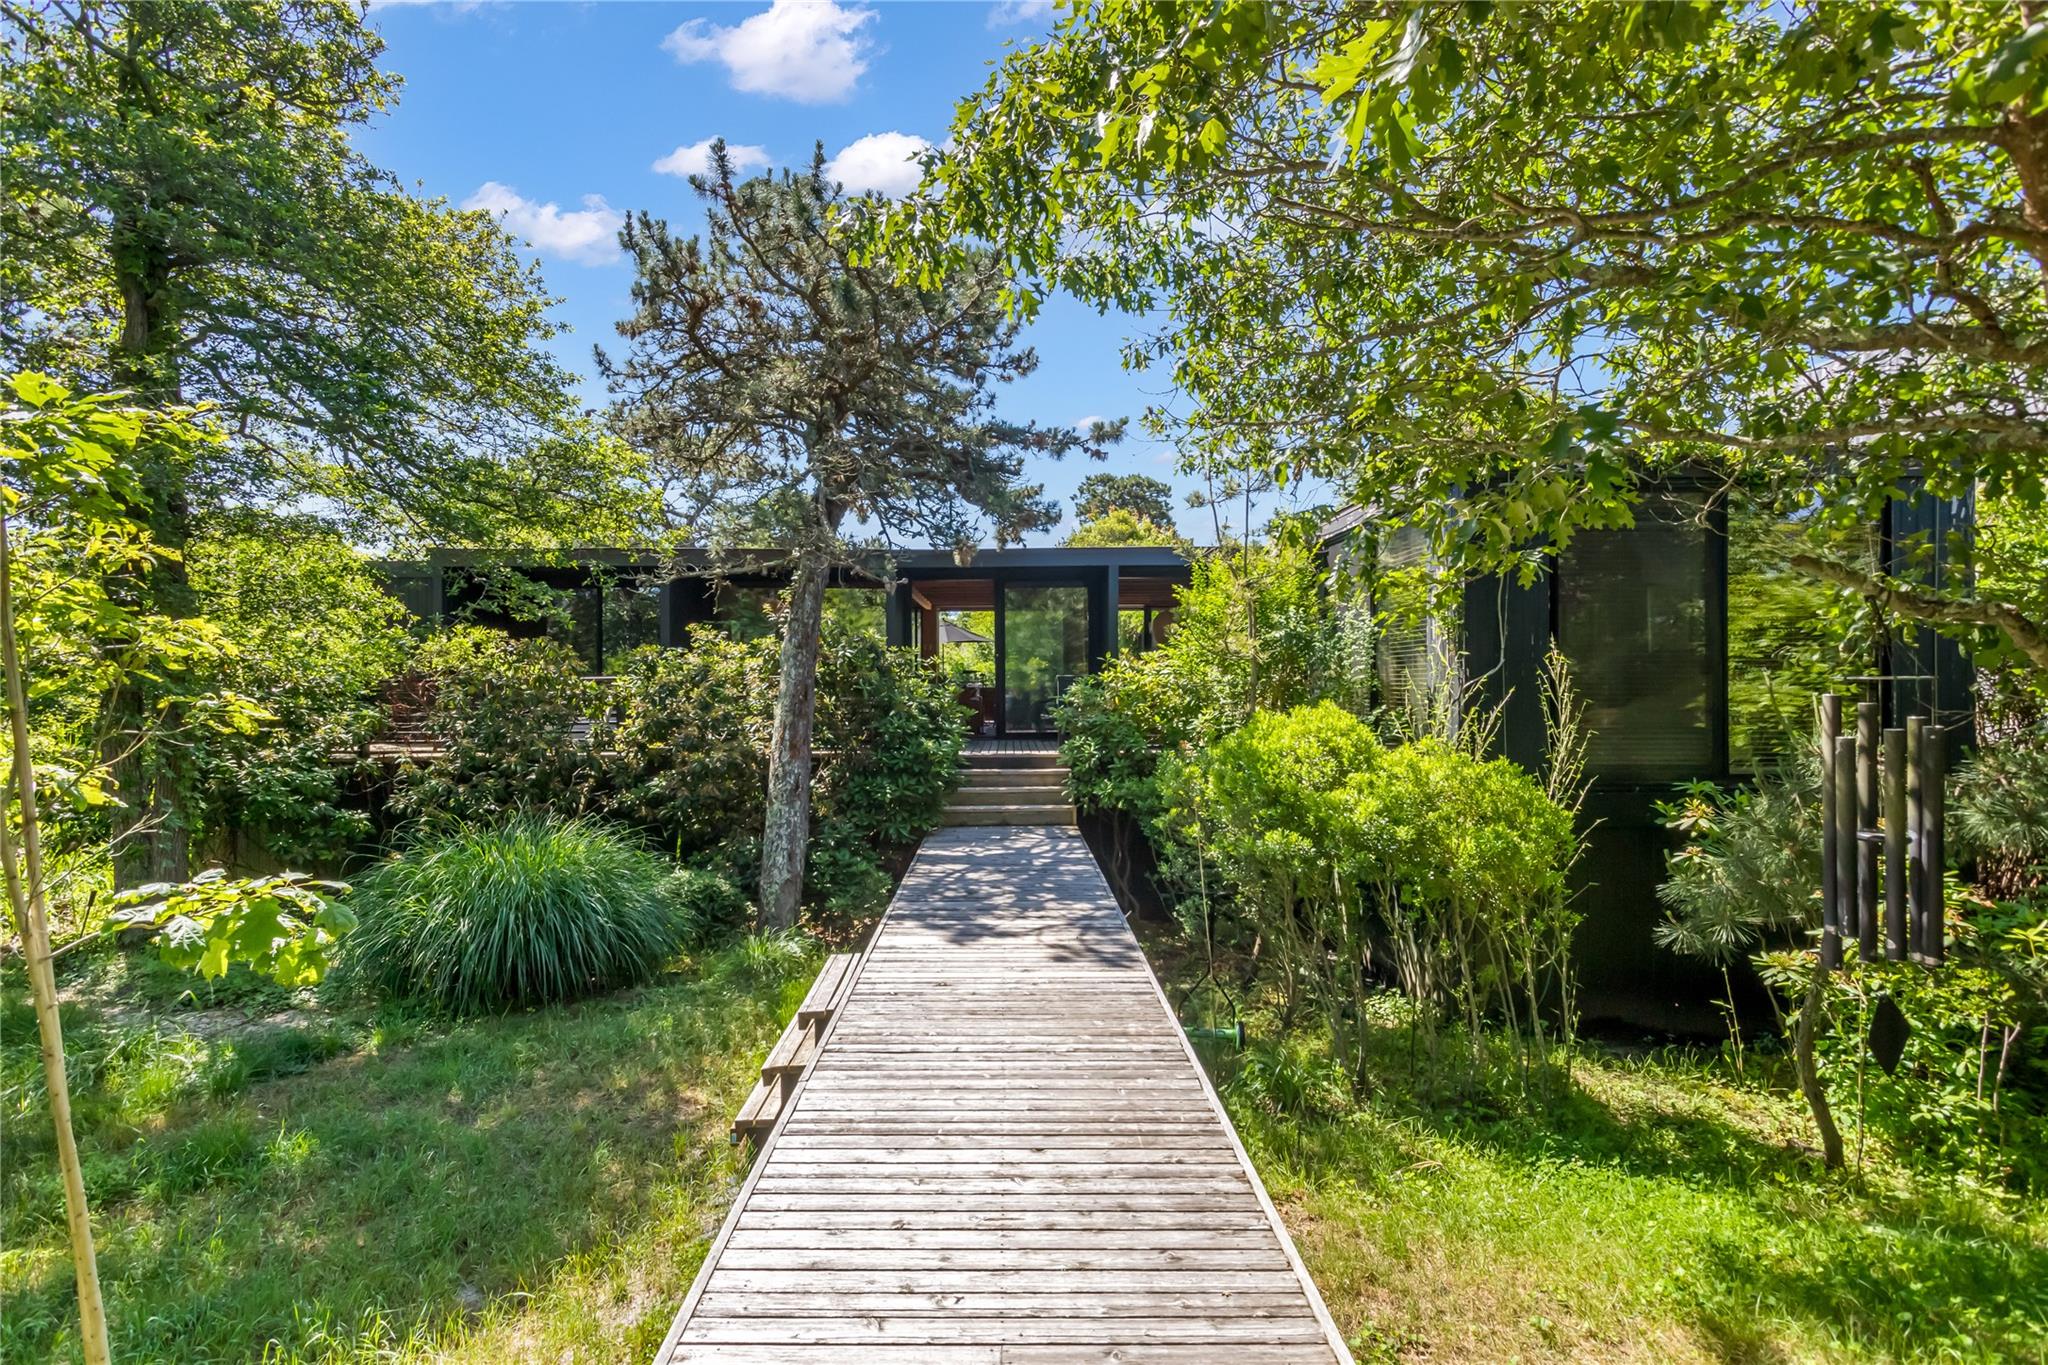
[602,146,1099,929]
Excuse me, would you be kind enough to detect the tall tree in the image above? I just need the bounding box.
[602,148,1099,930]
[1,0,610,883]
[895,0,2048,677]
[1073,472,1176,529]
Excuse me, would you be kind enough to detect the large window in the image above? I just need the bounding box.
[546,576,662,674]
[1002,584,1088,734]
[1557,496,1716,779]
[601,582,663,673]
[1372,525,1458,736]
[714,583,779,642]
[821,587,886,640]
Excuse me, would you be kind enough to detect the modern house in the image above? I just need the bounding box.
[378,545,1193,739]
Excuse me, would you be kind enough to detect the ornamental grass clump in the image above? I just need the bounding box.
[340,814,687,1015]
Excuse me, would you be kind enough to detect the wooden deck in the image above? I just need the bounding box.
[656,826,1351,1364]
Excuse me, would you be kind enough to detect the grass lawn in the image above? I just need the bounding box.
[7,928,2044,1363]
[1157,927,2048,1365]
[1226,1050,2047,1363]
[2,938,812,1364]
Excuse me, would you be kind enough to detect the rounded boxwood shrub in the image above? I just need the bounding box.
[340,814,686,1015]
[665,864,753,947]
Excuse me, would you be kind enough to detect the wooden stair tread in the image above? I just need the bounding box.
[797,953,858,1027]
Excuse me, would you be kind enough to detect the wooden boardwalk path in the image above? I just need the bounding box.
[656,826,1351,1364]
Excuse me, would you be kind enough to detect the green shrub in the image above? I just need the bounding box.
[392,626,952,911]
[1363,739,1579,1075]
[391,628,603,826]
[664,865,752,947]
[1658,743,2048,1186]
[1655,762,1823,964]
[603,635,776,861]
[803,824,895,923]
[813,627,967,847]
[176,523,414,867]
[1158,699,1381,961]
[1161,705,1578,1085]
[1953,739,2048,896]
[337,815,685,1015]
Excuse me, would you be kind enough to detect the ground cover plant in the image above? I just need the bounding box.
[0,936,814,1363]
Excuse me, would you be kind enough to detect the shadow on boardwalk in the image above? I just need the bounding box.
[655,825,1353,1364]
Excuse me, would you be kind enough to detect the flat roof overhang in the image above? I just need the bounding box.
[384,544,1194,577]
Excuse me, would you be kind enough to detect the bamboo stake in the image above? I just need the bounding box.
[1855,702,1880,963]
[1883,728,1907,961]
[1923,725,1947,965]
[1833,734,1858,961]
[0,515,113,1364]
[1906,718,1924,961]
[1819,694,1841,970]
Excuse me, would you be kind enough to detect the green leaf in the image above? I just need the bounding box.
[1309,22,1393,105]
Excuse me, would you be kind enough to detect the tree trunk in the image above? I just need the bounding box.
[1792,960,1845,1170]
[758,548,832,931]
[1,518,114,1364]
[101,197,196,889]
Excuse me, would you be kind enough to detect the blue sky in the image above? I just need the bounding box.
[357,0,1264,543]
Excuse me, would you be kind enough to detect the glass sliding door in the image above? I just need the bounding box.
[1001,583,1089,734]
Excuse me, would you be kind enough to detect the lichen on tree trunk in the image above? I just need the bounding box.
[758,548,830,931]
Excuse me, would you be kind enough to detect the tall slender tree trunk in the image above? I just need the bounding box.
[759,546,832,931]
[102,200,195,889]
[1,518,114,1364]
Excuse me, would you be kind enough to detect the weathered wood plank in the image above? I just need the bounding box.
[693,1290,1310,1315]
[736,1210,1274,1231]
[669,1348,1330,1365]
[670,1349,1330,1365]
[721,1228,1278,1250]
[655,826,1349,1365]
[675,1318,1331,1344]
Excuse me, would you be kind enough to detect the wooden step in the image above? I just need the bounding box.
[761,1017,821,1081]
[940,804,1077,827]
[951,783,1068,806]
[732,1072,792,1140]
[796,953,857,1027]
[957,766,1071,788]
[734,952,860,1144]
[962,751,1065,770]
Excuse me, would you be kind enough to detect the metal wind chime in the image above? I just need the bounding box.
[1817,692,1948,973]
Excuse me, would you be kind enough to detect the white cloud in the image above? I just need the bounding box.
[652,138,773,179]
[988,0,1053,27]
[463,182,623,266]
[663,0,875,104]
[824,131,932,198]
[1072,415,1106,435]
